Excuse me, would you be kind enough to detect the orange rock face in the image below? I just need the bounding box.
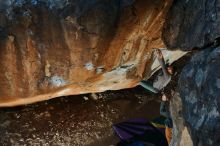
[0,0,178,107]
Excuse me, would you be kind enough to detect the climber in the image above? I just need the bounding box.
[139,49,174,93]
[160,93,173,145]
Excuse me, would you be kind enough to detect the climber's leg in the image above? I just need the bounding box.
[139,81,159,93]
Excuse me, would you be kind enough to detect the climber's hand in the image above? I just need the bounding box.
[155,49,163,59]
[162,94,168,101]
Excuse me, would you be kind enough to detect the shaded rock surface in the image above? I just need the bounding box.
[179,47,220,146]
[163,0,220,51]
[163,2,220,145]
[170,92,193,146]
[0,0,188,107]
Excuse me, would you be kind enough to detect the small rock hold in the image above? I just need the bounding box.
[90,93,98,100]
[83,96,89,101]
[216,79,220,88]
[8,35,14,42]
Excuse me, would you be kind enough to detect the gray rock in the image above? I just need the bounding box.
[178,46,220,146]
[163,0,220,51]
[170,92,193,146]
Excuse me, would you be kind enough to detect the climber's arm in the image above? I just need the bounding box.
[160,94,170,118]
[155,49,170,79]
[160,101,170,118]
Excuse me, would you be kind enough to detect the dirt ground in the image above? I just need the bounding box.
[0,87,162,146]
[0,54,192,146]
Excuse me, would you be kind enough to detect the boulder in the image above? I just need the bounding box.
[179,46,220,146]
[0,0,186,107]
[163,0,220,51]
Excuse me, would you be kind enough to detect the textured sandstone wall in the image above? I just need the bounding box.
[0,0,188,107]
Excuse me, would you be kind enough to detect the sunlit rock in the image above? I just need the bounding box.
[0,0,186,107]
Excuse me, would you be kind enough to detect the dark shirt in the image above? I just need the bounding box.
[160,101,173,128]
